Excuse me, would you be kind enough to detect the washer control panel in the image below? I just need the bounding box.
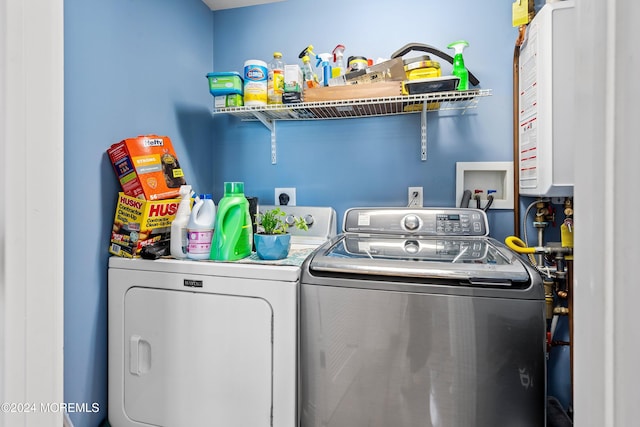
[343,208,489,237]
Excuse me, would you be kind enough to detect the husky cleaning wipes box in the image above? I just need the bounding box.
[108,135,187,201]
[109,192,180,258]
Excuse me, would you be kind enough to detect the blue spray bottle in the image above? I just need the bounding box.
[447,40,470,91]
[315,53,333,87]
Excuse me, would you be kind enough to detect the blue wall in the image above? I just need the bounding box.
[211,0,518,237]
[64,0,524,425]
[64,0,213,425]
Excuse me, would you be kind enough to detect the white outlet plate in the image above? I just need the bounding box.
[408,186,423,207]
[275,187,296,206]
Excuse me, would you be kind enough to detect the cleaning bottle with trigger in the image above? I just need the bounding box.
[298,44,315,61]
[315,53,333,87]
[332,44,346,78]
[301,55,319,88]
[447,40,470,91]
[170,184,193,259]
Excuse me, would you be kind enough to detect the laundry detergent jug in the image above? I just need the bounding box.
[210,182,252,261]
[186,194,216,260]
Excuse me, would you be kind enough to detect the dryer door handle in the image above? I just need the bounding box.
[129,335,151,376]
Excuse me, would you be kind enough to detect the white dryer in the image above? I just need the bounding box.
[108,206,336,427]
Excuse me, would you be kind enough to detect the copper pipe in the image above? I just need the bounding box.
[513,26,526,237]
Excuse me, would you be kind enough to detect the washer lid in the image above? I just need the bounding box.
[307,235,532,285]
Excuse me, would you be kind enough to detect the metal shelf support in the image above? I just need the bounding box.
[421,103,427,161]
[253,111,278,164]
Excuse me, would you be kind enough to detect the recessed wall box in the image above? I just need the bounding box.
[456,162,514,210]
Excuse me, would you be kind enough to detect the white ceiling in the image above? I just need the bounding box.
[202,0,286,11]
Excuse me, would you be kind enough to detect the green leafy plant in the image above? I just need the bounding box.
[255,207,308,235]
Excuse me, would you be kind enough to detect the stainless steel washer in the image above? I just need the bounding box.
[299,207,545,427]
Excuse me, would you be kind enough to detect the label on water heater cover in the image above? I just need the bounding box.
[519,20,539,190]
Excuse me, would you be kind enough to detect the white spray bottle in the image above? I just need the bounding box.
[170,184,193,259]
[332,44,346,78]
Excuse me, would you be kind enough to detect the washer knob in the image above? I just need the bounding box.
[285,215,296,226]
[404,240,420,254]
[304,214,314,226]
[404,214,420,231]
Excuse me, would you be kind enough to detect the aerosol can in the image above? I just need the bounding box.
[447,40,470,90]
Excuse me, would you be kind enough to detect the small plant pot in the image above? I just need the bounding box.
[254,233,291,260]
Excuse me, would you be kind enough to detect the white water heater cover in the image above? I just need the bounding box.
[518,1,575,197]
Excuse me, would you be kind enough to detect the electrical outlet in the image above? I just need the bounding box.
[408,187,423,207]
[275,187,296,206]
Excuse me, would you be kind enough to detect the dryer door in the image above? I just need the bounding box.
[123,286,273,426]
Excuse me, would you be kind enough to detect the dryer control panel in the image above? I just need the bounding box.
[343,208,488,237]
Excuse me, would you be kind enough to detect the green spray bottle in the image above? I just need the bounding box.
[447,40,470,91]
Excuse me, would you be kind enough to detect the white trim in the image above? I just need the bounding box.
[1,0,64,426]
[0,0,6,410]
[574,0,640,426]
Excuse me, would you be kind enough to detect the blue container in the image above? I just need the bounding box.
[254,233,291,260]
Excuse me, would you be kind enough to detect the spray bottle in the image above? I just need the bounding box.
[447,40,470,91]
[298,45,316,62]
[315,53,333,87]
[170,184,193,259]
[301,55,319,88]
[331,44,346,78]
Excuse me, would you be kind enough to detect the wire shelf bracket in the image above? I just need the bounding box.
[252,111,277,164]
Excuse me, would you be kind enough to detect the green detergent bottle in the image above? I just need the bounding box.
[447,40,469,91]
[210,182,253,261]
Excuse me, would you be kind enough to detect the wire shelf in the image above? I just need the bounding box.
[211,89,492,164]
[212,89,492,121]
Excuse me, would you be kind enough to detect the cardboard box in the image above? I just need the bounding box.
[284,64,303,93]
[109,192,180,258]
[303,81,403,102]
[345,57,406,85]
[107,135,187,201]
[215,94,244,108]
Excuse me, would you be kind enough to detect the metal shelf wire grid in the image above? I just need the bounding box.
[212,89,492,121]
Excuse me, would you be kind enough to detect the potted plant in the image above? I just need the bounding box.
[254,207,308,260]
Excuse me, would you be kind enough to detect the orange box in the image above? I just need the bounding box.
[107,135,187,200]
